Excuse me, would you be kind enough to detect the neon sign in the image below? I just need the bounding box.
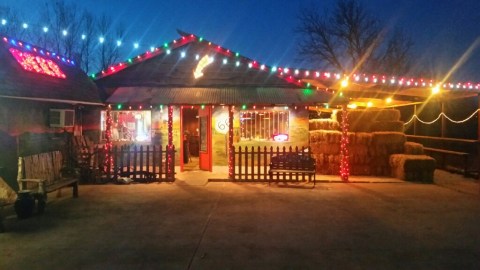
[273,134,289,142]
[193,55,213,79]
[9,48,66,79]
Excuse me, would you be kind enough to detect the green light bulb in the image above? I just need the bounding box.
[242,104,247,110]
[199,37,203,42]
[117,104,122,109]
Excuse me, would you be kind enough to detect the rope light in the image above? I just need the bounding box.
[404,109,480,125]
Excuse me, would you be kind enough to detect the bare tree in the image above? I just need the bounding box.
[96,14,124,71]
[1,1,127,73]
[296,0,413,75]
[79,11,96,73]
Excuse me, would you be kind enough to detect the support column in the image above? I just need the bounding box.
[228,105,234,180]
[413,104,417,135]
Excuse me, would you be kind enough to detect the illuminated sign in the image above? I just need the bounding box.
[193,55,213,79]
[9,48,66,79]
[273,134,289,142]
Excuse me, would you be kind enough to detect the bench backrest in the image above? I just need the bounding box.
[270,154,316,170]
[19,151,63,186]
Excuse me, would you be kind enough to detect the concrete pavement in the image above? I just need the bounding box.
[0,170,479,269]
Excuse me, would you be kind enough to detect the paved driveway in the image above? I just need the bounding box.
[1,181,479,269]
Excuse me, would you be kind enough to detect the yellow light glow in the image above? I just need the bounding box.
[347,103,357,109]
[367,101,373,107]
[340,78,349,88]
[386,97,392,104]
[432,85,441,95]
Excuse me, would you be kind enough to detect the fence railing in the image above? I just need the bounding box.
[111,145,176,181]
[83,145,175,182]
[232,146,311,181]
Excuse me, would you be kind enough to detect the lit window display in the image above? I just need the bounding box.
[101,110,152,142]
[240,110,289,141]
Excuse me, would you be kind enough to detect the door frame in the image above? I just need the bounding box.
[198,106,212,171]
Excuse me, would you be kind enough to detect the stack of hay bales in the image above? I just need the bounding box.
[309,109,407,176]
[309,129,342,174]
[347,109,403,132]
[370,132,406,175]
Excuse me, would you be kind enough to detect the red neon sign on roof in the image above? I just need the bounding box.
[9,48,66,79]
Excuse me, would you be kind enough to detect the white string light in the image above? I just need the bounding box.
[404,109,480,125]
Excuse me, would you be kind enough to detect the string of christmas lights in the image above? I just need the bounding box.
[340,105,350,182]
[91,32,480,92]
[404,108,480,126]
[228,105,234,180]
[2,36,76,66]
[103,105,113,175]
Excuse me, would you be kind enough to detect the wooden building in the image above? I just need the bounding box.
[0,36,103,189]
[95,31,332,176]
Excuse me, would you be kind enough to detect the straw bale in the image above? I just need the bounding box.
[374,109,401,122]
[390,154,436,182]
[309,119,340,131]
[354,132,373,145]
[404,142,424,155]
[372,132,406,145]
[370,121,404,132]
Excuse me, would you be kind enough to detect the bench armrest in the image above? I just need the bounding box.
[18,178,47,194]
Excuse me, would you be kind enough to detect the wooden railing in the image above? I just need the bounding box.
[85,145,176,182]
[112,145,176,181]
[406,135,479,177]
[232,146,311,181]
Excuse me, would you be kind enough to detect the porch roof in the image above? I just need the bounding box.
[105,87,331,105]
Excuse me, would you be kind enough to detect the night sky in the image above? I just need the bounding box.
[3,0,480,82]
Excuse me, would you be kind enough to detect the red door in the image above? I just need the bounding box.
[198,106,212,171]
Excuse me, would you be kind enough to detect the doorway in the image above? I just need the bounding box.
[181,107,200,171]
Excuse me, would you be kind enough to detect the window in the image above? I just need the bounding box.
[101,110,152,142]
[240,110,289,141]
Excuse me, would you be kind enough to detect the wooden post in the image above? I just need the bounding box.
[413,104,417,135]
[441,101,446,138]
[478,94,480,185]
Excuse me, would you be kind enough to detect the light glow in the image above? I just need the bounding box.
[9,48,66,78]
[193,55,214,79]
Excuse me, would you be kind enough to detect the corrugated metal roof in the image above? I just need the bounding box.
[106,87,331,105]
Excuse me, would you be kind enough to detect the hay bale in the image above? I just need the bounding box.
[375,109,401,122]
[309,119,340,131]
[372,132,406,145]
[370,121,404,132]
[390,154,436,182]
[404,142,424,155]
[354,132,373,145]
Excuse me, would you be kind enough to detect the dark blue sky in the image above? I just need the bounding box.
[3,0,480,82]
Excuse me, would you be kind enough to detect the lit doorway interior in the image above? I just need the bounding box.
[181,107,200,171]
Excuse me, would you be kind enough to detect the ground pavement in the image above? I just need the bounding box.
[0,170,479,269]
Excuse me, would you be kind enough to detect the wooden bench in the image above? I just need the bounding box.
[268,153,316,186]
[18,151,79,213]
[423,147,469,176]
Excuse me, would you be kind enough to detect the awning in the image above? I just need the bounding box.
[106,87,332,105]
